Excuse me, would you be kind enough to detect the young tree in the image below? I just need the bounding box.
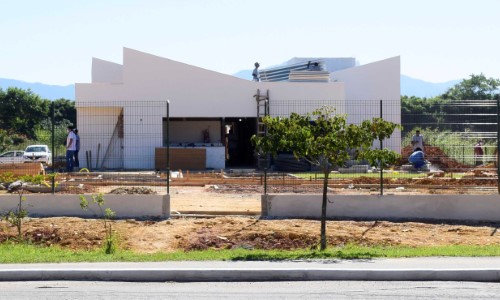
[252,107,400,250]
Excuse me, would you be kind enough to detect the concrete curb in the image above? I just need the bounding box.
[1,268,500,282]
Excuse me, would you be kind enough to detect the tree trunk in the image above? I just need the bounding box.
[320,169,330,251]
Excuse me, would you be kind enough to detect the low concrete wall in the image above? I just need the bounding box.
[0,194,170,219]
[262,194,500,222]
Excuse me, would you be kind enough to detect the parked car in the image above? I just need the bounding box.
[0,150,25,164]
[23,145,52,165]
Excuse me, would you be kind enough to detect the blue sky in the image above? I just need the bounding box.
[1,0,499,85]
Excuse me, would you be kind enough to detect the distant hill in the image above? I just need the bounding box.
[400,75,460,98]
[0,78,74,100]
[233,70,460,98]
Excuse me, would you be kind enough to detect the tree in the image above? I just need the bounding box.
[51,98,76,126]
[252,107,400,250]
[441,73,500,100]
[0,87,48,139]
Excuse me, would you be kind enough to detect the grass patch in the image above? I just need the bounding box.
[293,172,464,179]
[1,243,500,263]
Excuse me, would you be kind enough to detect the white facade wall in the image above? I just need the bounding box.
[92,58,123,84]
[331,57,401,150]
[77,107,122,169]
[123,104,165,169]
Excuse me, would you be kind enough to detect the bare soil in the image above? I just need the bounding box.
[1,186,500,253]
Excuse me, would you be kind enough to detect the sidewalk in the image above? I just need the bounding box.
[1,257,500,282]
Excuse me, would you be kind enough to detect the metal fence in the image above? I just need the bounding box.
[260,99,499,195]
[1,98,499,195]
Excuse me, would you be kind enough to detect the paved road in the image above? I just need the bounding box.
[1,281,500,299]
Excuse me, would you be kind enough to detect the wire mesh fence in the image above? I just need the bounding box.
[0,98,498,195]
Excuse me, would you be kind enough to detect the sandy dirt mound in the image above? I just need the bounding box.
[2,217,500,253]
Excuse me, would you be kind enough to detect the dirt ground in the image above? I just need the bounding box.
[2,186,500,253]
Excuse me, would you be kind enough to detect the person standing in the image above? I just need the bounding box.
[474,140,484,166]
[73,129,80,169]
[411,130,425,152]
[66,126,77,172]
[252,62,260,82]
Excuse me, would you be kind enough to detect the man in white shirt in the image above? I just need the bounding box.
[411,130,425,152]
[66,126,77,172]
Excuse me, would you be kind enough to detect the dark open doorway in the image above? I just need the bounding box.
[224,118,257,168]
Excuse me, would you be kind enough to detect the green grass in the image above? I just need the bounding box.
[1,243,500,263]
[293,172,465,180]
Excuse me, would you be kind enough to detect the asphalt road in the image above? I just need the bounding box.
[1,281,500,299]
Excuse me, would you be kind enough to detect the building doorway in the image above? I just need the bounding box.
[224,118,257,168]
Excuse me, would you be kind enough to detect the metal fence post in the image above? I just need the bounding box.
[380,100,383,196]
[51,101,55,194]
[166,100,170,195]
[497,98,500,194]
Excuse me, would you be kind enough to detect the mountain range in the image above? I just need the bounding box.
[0,74,461,100]
[0,78,74,100]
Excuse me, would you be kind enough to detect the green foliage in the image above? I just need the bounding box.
[252,107,401,171]
[79,194,116,254]
[0,88,75,148]
[19,174,45,185]
[359,148,401,168]
[51,98,76,126]
[0,172,16,183]
[402,128,495,166]
[442,73,500,100]
[0,88,48,139]
[252,106,400,251]
[35,120,71,155]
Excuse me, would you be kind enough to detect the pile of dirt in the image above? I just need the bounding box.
[2,217,500,253]
[400,145,470,170]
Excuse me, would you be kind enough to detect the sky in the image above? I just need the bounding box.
[1,0,499,85]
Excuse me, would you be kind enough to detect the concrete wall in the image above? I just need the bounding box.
[262,194,500,222]
[0,195,170,219]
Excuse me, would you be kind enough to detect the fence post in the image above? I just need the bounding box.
[51,101,55,194]
[166,100,170,195]
[497,98,500,195]
[264,167,267,195]
[380,100,383,196]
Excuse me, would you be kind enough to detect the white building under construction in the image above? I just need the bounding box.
[75,48,400,170]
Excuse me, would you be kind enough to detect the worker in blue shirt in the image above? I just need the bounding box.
[408,148,426,169]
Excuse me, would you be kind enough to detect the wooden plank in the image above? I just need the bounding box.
[0,163,45,176]
[155,148,206,170]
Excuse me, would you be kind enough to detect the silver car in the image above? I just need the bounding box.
[0,150,25,164]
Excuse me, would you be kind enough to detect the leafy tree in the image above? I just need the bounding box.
[0,87,48,139]
[441,73,500,100]
[252,107,400,250]
[51,98,76,126]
